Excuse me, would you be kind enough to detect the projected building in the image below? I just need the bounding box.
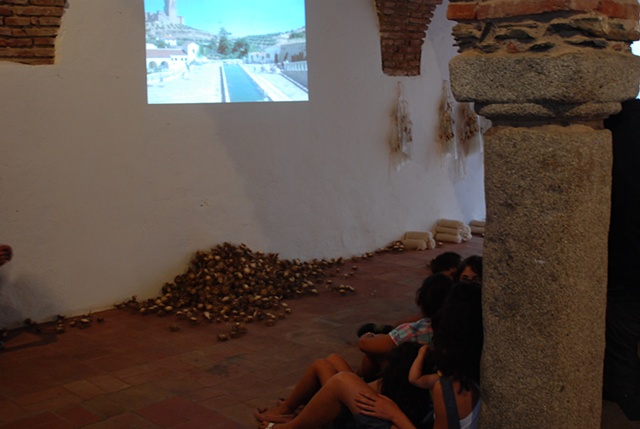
[146,0,183,25]
[146,42,198,72]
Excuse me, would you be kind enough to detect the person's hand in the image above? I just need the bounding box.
[355,392,402,421]
[0,245,12,266]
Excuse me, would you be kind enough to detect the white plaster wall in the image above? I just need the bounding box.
[0,0,485,327]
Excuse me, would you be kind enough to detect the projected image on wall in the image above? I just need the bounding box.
[145,0,308,104]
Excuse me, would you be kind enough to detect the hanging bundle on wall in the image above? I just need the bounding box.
[437,80,456,157]
[458,102,480,150]
[389,81,413,170]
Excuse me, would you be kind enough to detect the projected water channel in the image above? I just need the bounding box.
[223,63,269,102]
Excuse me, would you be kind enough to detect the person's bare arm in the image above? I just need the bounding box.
[431,380,451,429]
[354,392,416,429]
[408,345,438,389]
[358,333,396,355]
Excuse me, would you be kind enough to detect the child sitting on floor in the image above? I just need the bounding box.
[357,273,453,381]
[356,252,461,338]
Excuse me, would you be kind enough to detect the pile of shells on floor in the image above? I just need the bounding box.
[115,242,361,340]
[377,240,406,253]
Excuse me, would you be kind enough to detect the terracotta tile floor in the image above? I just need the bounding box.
[0,237,635,428]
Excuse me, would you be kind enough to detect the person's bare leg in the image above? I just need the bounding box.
[326,353,355,373]
[266,372,378,429]
[255,357,342,421]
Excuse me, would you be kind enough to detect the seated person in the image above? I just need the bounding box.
[256,342,430,429]
[357,253,462,337]
[254,353,356,423]
[428,251,462,278]
[355,281,483,429]
[455,255,482,283]
[257,282,483,429]
[357,273,453,381]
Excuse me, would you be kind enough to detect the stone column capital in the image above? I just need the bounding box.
[447,0,640,124]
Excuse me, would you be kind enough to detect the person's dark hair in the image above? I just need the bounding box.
[380,342,432,426]
[415,273,454,318]
[454,255,483,282]
[430,281,483,391]
[429,251,462,274]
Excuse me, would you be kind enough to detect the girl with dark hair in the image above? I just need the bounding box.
[429,251,462,278]
[355,281,483,429]
[357,273,453,380]
[454,255,482,283]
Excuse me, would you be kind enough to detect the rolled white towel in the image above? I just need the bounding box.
[470,220,486,227]
[438,219,465,229]
[403,231,434,242]
[470,225,485,234]
[434,225,460,235]
[434,233,462,244]
[401,238,428,250]
[427,239,436,249]
[461,225,472,241]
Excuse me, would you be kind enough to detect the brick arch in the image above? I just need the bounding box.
[374,0,444,76]
[0,0,66,65]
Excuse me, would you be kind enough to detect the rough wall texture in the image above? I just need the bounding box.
[0,0,66,65]
[374,0,443,75]
[483,126,612,428]
[447,0,640,427]
[448,0,640,125]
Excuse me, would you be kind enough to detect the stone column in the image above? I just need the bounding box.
[446,1,640,427]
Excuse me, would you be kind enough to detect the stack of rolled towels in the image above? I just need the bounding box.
[469,219,485,235]
[433,219,472,244]
[401,231,436,250]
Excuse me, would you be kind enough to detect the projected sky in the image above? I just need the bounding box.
[145,0,306,37]
[144,0,308,104]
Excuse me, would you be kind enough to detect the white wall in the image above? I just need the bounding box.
[0,0,485,327]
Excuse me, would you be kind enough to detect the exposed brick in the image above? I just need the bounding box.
[0,57,53,64]
[4,16,31,25]
[599,0,640,19]
[24,27,58,36]
[0,37,33,47]
[13,6,64,16]
[375,0,445,75]
[34,37,55,45]
[11,28,26,36]
[30,0,66,5]
[36,16,61,25]
[0,6,14,15]
[476,0,600,20]
[0,27,10,36]
[0,46,53,57]
[447,2,477,20]
[5,0,29,4]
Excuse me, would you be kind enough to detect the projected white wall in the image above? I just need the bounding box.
[145,0,308,104]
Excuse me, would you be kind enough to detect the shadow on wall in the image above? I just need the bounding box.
[0,272,60,330]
